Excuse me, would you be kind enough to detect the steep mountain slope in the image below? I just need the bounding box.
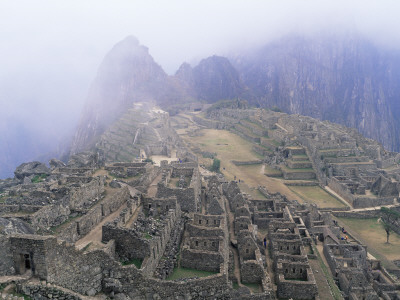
[71,34,400,155]
[232,35,400,151]
[175,55,247,102]
[71,36,172,154]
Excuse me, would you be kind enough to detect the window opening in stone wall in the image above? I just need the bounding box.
[199,220,202,225]
[246,249,249,254]
[195,241,198,246]
[24,254,31,270]
[204,241,207,246]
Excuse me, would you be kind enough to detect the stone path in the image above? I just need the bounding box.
[323,186,352,208]
[124,205,142,229]
[147,172,163,198]
[75,203,127,250]
[223,195,244,287]
[308,257,335,300]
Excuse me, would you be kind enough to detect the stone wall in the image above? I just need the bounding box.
[17,282,82,300]
[281,169,316,180]
[69,176,105,211]
[31,197,71,228]
[156,184,198,212]
[231,160,263,166]
[59,187,129,243]
[240,260,265,283]
[276,272,318,299]
[180,249,223,272]
[0,235,13,276]
[103,205,181,277]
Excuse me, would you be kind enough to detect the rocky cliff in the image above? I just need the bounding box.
[71,34,400,154]
[71,36,173,154]
[231,35,400,151]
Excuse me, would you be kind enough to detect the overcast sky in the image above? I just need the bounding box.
[0,0,400,176]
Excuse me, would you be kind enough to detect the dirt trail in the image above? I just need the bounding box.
[124,206,142,229]
[223,195,244,287]
[260,164,265,174]
[75,203,127,250]
[147,172,163,197]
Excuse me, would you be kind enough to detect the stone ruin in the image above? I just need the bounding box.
[201,106,400,209]
[1,107,400,299]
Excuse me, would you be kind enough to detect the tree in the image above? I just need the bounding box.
[210,158,221,173]
[380,207,400,244]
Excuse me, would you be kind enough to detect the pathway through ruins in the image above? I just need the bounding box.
[223,195,244,288]
[147,172,163,198]
[75,203,127,250]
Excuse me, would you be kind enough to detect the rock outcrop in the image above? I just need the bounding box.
[14,161,50,180]
[71,36,173,154]
[231,34,400,151]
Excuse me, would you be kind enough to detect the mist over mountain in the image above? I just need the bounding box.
[231,34,400,151]
[71,33,400,155]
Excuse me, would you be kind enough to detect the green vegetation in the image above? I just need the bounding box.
[232,282,240,289]
[143,233,153,239]
[380,206,400,243]
[167,267,217,280]
[270,106,282,112]
[31,174,48,183]
[206,99,248,113]
[81,242,92,252]
[242,282,262,293]
[288,186,346,208]
[143,158,153,164]
[121,257,143,269]
[210,158,221,172]
[337,217,400,264]
[312,244,343,300]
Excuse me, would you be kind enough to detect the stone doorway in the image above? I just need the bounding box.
[17,253,32,274]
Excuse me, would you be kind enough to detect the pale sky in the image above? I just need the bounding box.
[0,0,399,176]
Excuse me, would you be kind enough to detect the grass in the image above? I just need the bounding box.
[336,217,400,263]
[280,166,315,173]
[288,186,346,208]
[31,174,48,183]
[49,214,81,234]
[312,244,343,300]
[182,128,303,202]
[121,257,143,269]
[264,165,283,177]
[242,282,262,293]
[143,233,153,239]
[81,242,92,252]
[167,266,217,280]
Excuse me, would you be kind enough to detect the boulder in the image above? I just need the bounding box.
[14,161,50,180]
[49,158,66,169]
[109,180,122,188]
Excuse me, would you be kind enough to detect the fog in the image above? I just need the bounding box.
[1,0,400,178]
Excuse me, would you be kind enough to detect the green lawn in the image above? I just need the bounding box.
[167,267,217,280]
[337,217,400,263]
[288,186,346,208]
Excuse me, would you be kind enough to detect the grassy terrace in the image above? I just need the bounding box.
[167,267,217,280]
[264,165,283,177]
[280,166,315,173]
[288,186,346,208]
[336,217,400,266]
[183,129,302,201]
